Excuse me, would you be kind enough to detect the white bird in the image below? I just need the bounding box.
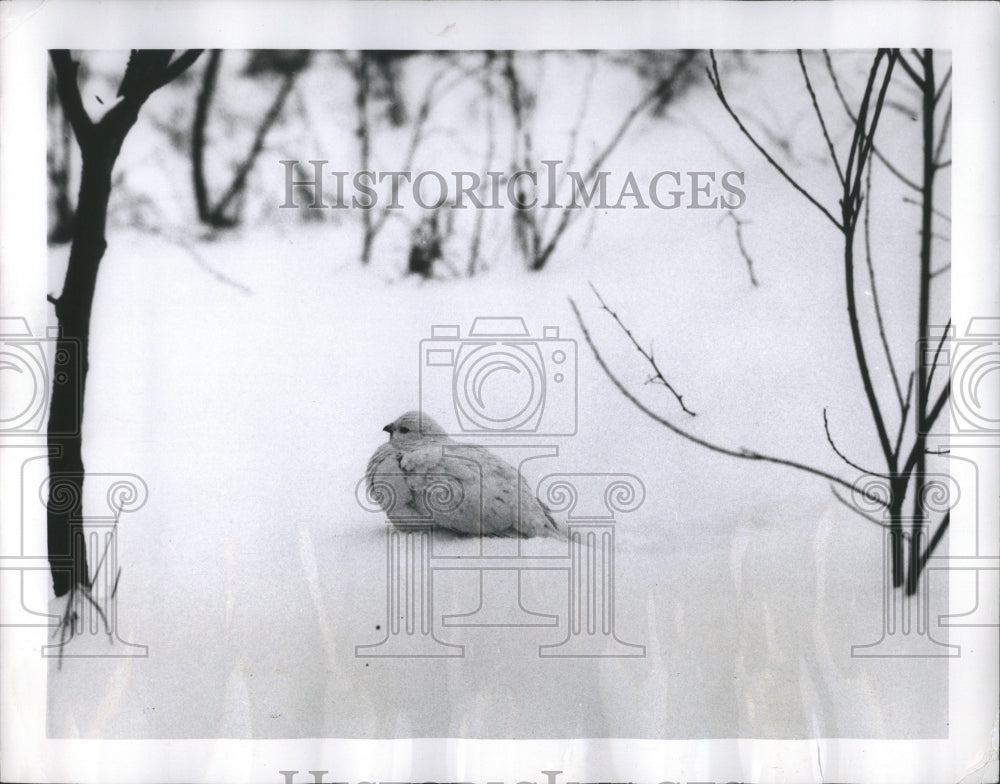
[365,411,561,538]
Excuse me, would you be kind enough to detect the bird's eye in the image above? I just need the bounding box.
[398,426,410,434]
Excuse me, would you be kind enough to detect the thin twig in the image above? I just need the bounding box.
[917,511,949,574]
[930,264,951,278]
[708,51,843,231]
[823,408,890,477]
[893,372,915,459]
[902,195,951,223]
[797,50,844,184]
[863,157,903,406]
[848,51,897,214]
[722,210,759,286]
[569,297,886,505]
[897,51,924,87]
[934,99,952,166]
[162,229,253,295]
[935,65,952,104]
[824,51,921,192]
[902,380,951,476]
[588,283,696,416]
[924,319,952,403]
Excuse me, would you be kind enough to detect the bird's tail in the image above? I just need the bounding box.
[538,502,566,539]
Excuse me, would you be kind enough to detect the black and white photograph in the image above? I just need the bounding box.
[1,2,997,783]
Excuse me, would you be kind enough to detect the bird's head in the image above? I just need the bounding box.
[382,410,448,447]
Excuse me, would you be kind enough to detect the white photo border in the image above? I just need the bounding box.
[1,1,997,782]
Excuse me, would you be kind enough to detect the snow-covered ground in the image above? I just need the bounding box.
[42,51,950,739]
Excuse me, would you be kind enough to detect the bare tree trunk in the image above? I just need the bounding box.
[47,139,118,597]
[48,49,203,598]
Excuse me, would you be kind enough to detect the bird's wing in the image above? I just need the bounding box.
[387,441,563,538]
[365,442,419,518]
[424,444,561,538]
[397,442,486,534]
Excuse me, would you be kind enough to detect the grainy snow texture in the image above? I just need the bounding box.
[44,50,950,739]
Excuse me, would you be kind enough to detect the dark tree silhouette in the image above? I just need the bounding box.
[191,50,310,228]
[46,49,203,600]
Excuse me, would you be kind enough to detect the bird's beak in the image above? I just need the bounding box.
[382,424,393,434]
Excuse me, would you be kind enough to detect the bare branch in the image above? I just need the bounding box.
[934,98,952,165]
[848,50,897,215]
[924,320,952,409]
[893,372,915,459]
[708,51,843,231]
[863,158,903,406]
[569,297,883,503]
[797,50,844,185]
[823,408,889,477]
[213,67,299,219]
[722,210,759,286]
[589,283,696,416]
[902,379,952,477]
[935,65,952,104]
[897,51,925,87]
[917,511,949,575]
[824,51,921,192]
[930,264,951,278]
[152,49,204,92]
[563,53,600,175]
[902,195,951,223]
